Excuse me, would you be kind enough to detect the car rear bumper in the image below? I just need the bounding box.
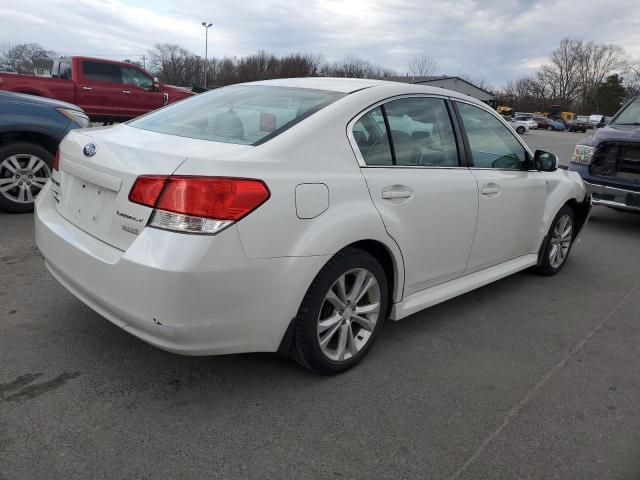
[34,183,328,355]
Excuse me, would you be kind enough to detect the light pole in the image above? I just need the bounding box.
[201,21,212,88]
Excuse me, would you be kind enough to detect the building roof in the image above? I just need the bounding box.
[387,75,495,98]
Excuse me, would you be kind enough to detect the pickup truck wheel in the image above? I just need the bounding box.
[0,143,52,213]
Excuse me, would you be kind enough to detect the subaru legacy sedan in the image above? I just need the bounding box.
[35,78,591,374]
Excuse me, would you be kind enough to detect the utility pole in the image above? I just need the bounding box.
[141,55,147,69]
[202,21,213,88]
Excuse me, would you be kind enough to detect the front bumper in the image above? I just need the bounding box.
[585,182,640,212]
[34,183,328,355]
[568,162,640,212]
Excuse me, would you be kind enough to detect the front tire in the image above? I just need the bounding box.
[291,247,389,374]
[535,206,575,276]
[0,142,53,213]
[516,126,525,134]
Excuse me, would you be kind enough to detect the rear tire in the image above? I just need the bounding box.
[0,142,53,213]
[516,126,525,134]
[535,205,575,276]
[291,247,389,374]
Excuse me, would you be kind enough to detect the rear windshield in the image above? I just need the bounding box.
[129,85,345,145]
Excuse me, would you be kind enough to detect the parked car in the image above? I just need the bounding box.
[514,116,538,129]
[566,120,588,133]
[35,78,591,374]
[0,91,89,213]
[0,56,195,122]
[504,117,530,134]
[569,96,640,212]
[588,114,606,129]
[534,116,564,131]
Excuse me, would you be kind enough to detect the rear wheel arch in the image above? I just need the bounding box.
[345,240,399,313]
[277,238,402,360]
[0,130,59,155]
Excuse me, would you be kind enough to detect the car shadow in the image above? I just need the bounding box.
[587,206,640,234]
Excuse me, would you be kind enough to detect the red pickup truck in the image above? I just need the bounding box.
[0,56,195,122]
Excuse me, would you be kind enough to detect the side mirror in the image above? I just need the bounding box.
[534,150,558,172]
[153,77,160,91]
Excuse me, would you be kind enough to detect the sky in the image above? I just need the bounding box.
[1,0,640,87]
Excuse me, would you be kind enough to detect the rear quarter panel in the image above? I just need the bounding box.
[172,95,405,301]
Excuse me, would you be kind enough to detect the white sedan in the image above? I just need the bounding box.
[35,78,591,374]
[505,117,532,134]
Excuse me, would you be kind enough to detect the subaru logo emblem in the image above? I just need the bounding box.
[83,143,97,157]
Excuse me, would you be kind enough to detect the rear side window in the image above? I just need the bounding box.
[384,97,458,167]
[82,61,120,83]
[352,107,393,166]
[352,96,459,167]
[129,85,345,146]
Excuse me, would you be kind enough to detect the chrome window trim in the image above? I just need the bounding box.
[346,93,469,169]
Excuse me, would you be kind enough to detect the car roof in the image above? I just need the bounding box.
[0,91,83,111]
[238,77,485,105]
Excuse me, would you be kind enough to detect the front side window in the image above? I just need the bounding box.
[82,61,119,83]
[129,85,345,146]
[121,67,154,89]
[456,102,529,170]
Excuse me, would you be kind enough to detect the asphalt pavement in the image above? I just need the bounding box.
[1,131,639,479]
[523,127,591,166]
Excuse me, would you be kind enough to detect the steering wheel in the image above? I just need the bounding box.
[491,155,522,169]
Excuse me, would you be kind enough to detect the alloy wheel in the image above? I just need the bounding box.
[317,268,381,362]
[0,154,51,204]
[549,214,573,269]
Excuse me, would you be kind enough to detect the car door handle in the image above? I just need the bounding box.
[122,90,131,94]
[382,186,413,200]
[480,184,501,196]
[81,86,92,91]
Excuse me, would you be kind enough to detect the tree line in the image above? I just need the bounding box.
[2,39,640,115]
[501,38,640,115]
[146,44,396,87]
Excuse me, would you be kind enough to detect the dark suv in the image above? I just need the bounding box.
[568,96,640,212]
[0,91,89,212]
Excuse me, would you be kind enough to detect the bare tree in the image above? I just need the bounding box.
[148,44,194,85]
[0,43,56,73]
[408,55,437,77]
[323,56,394,79]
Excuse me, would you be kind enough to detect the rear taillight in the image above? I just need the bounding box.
[129,176,270,234]
[53,149,60,171]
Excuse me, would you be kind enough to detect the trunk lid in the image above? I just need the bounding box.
[54,124,252,250]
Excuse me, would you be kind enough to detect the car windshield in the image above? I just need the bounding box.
[611,98,640,126]
[128,85,345,145]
